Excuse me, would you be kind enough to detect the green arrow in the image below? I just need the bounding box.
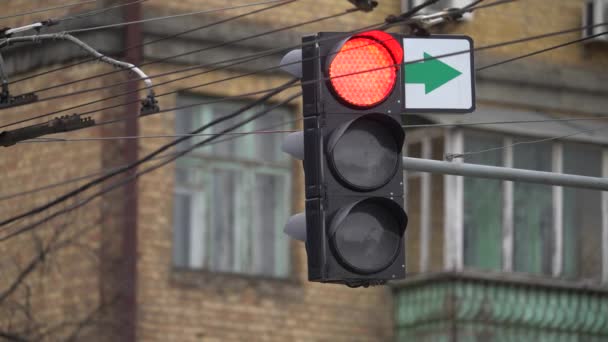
[405,52,462,94]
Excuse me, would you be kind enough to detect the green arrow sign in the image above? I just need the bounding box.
[405,52,462,94]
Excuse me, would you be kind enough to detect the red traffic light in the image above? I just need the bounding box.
[327,31,403,108]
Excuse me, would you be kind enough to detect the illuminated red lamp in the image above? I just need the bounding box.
[327,30,403,109]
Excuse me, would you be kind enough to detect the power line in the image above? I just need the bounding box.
[446,125,608,160]
[11,112,608,202]
[21,0,504,93]
[0,91,302,241]
[64,0,289,34]
[477,30,608,71]
[0,0,505,130]
[59,0,147,22]
[0,0,540,228]
[0,116,301,202]
[28,7,354,95]
[0,8,368,129]
[2,13,584,131]
[21,130,297,143]
[404,116,608,129]
[0,0,99,21]
[12,30,392,125]
[9,0,297,85]
[79,24,608,130]
[0,78,298,228]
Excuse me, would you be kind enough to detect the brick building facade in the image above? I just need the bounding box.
[1,0,608,341]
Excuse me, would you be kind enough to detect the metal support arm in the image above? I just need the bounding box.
[403,157,608,191]
[0,33,158,114]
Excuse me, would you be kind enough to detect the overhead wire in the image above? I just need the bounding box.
[1,19,601,146]
[10,109,608,202]
[27,7,355,95]
[0,115,302,202]
[0,78,299,228]
[7,0,604,240]
[0,0,99,21]
[8,0,297,85]
[0,7,371,130]
[21,130,297,142]
[0,4,566,130]
[0,0,538,238]
[477,30,608,71]
[63,0,289,34]
[446,124,608,161]
[3,0,544,231]
[77,23,608,130]
[0,0,504,134]
[58,0,148,22]
[21,0,506,94]
[0,91,302,241]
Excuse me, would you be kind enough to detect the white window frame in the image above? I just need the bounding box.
[172,96,293,278]
[405,127,608,283]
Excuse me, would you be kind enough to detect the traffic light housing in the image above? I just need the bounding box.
[283,30,408,287]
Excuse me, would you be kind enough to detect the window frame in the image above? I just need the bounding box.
[171,93,295,280]
[405,127,608,284]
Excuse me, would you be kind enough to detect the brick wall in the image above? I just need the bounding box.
[2,0,607,341]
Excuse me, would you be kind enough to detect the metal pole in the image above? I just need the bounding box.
[403,157,608,191]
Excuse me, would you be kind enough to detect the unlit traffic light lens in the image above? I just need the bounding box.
[328,37,398,108]
[328,115,404,191]
[330,198,406,274]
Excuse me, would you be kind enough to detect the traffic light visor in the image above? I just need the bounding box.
[327,31,402,108]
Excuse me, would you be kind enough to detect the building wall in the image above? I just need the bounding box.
[0,59,130,340]
[4,0,607,341]
[1,0,405,340]
[134,0,405,340]
[402,0,608,273]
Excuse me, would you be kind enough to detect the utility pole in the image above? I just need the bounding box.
[123,0,141,341]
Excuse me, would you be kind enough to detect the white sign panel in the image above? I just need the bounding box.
[403,36,475,113]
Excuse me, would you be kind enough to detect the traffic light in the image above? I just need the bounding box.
[283,30,408,287]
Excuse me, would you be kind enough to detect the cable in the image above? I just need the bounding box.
[403,116,608,129]
[0,0,521,226]
[0,9,371,129]
[446,124,608,161]
[466,0,515,11]
[12,113,608,201]
[477,30,608,71]
[0,91,302,241]
[64,0,289,34]
[0,115,301,202]
[1,0,506,130]
[12,28,393,127]
[79,24,608,130]
[21,130,297,143]
[0,0,99,21]
[9,0,297,85]
[0,78,298,228]
[3,7,568,130]
[59,0,147,22]
[28,7,354,96]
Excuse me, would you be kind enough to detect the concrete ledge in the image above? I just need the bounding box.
[390,269,608,293]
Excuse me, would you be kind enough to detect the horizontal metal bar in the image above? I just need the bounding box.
[403,157,608,191]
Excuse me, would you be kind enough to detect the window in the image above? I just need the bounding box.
[405,127,606,283]
[462,131,503,271]
[172,95,293,278]
[462,130,604,280]
[562,143,602,281]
